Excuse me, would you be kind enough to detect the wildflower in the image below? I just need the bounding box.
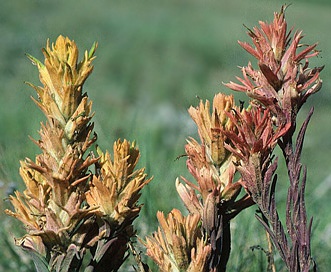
[86,140,152,226]
[26,36,96,136]
[175,95,254,271]
[183,94,240,202]
[145,209,211,272]
[6,36,98,256]
[5,36,151,271]
[225,5,323,127]
[188,93,236,168]
[224,106,289,201]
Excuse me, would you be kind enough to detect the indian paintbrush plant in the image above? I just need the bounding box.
[5,36,151,271]
[5,5,322,272]
[144,5,322,272]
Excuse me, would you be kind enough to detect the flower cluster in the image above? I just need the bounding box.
[5,5,322,271]
[86,140,150,224]
[180,94,242,211]
[5,36,151,271]
[225,5,323,128]
[145,209,211,272]
[146,94,253,271]
[146,6,322,271]
[223,106,290,202]
[223,6,322,271]
[6,36,98,258]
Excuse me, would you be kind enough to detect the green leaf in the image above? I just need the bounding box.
[25,53,44,68]
[88,42,98,59]
[21,247,49,272]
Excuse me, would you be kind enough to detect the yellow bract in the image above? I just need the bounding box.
[145,209,211,272]
[5,36,151,271]
[86,140,151,224]
[188,93,236,167]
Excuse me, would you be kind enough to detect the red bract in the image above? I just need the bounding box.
[224,107,290,163]
[223,106,289,198]
[225,5,323,127]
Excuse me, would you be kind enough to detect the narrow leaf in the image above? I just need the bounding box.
[21,248,49,272]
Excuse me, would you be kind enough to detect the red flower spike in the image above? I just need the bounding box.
[225,5,323,128]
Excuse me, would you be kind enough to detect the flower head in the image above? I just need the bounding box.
[145,209,211,272]
[6,37,99,253]
[86,139,151,226]
[177,94,252,250]
[188,93,236,167]
[183,94,240,201]
[225,6,323,126]
[223,105,289,201]
[27,35,96,133]
[5,36,151,271]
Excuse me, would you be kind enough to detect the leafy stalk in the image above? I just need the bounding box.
[226,6,322,271]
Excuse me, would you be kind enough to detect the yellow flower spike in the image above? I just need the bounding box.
[188,93,236,168]
[86,139,151,225]
[27,35,96,128]
[6,36,101,269]
[7,35,153,271]
[145,209,209,272]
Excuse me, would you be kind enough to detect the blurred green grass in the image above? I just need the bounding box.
[1,0,330,271]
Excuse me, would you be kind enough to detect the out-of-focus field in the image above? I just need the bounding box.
[1,0,330,271]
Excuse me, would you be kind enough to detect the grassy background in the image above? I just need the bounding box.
[0,0,330,271]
